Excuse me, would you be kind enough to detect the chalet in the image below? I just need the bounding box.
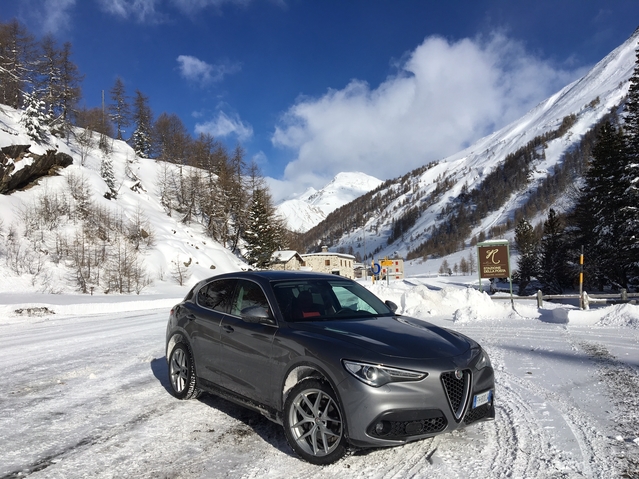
[270,250,306,271]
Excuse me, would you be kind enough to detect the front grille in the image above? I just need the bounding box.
[370,414,447,439]
[464,403,492,425]
[441,370,471,421]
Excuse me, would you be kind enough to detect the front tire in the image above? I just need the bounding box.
[168,342,200,400]
[283,378,346,465]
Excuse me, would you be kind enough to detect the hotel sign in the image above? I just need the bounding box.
[477,242,510,279]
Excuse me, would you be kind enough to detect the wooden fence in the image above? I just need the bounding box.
[491,289,639,309]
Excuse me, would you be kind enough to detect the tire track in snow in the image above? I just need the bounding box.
[482,335,619,478]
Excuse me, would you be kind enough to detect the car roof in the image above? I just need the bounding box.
[207,270,350,282]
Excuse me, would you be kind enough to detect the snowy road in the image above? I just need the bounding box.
[1,300,638,478]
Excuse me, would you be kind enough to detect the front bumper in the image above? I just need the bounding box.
[338,364,495,447]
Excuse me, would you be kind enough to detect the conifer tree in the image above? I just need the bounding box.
[573,121,631,288]
[131,90,153,158]
[538,209,570,294]
[100,155,117,199]
[109,77,130,141]
[621,46,639,283]
[244,187,277,268]
[514,218,538,295]
[20,90,48,142]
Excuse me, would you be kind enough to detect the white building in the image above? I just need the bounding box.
[301,246,355,279]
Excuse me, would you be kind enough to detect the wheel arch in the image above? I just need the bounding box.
[166,332,186,361]
[280,360,348,436]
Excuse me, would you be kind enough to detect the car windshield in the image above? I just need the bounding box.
[272,279,393,322]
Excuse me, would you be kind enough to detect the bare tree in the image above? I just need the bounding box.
[0,19,37,108]
[153,112,191,164]
[170,255,191,286]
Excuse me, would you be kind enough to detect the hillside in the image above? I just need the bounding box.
[301,28,638,264]
[0,104,248,295]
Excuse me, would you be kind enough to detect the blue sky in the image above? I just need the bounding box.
[3,1,639,202]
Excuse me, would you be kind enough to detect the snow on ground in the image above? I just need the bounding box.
[1,274,638,478]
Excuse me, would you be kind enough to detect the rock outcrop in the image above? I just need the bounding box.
[0,145,73,194]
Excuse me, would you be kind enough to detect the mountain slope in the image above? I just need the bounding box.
[277,172,383,232]
[301,28,638,262]
[0,104,247,295]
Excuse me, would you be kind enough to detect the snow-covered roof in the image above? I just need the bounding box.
[270,250,303,263]
[301,252,356,260]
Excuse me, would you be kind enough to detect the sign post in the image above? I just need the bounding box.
[371,261,381,283]
[380,258,394,286]
[477,240,514,308]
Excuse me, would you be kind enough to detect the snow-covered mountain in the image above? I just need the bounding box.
[303,28,639,262]
[276,172,383,232]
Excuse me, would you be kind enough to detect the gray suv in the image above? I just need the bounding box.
[165,271,495,464]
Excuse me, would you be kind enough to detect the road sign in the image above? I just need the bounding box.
[380,260,394,266]
[372,262,381,275]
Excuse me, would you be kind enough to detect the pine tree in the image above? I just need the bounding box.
[514,218,538,295]
[621,46,639,284]
[100,155,117,199]
[538,209,570,294]
[21,90,48,142]
[244,187,277,268]
[109,77,130,141]
[574,121,631,288]
[131,90,153,157]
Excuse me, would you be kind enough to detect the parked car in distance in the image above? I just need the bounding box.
[166,270,495,464]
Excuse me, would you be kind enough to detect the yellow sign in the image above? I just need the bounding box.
[380,260,394,266]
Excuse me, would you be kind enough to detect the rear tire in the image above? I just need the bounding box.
[283,378,346,464]
[168,342,200,400]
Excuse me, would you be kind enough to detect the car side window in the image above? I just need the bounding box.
[197,279,237,313]
[332,285,376,313]
[231,280,272,320]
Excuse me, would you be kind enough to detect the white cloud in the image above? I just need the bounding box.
[177,55,241,85]
[97,0,164,23]
[195,111,253,142]
[170,0,252,14]
[251,150,268,166]
[20,0,76,34]
[42,0,76,32]
[272,33,584,190]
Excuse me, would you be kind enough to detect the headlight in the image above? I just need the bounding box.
[475,348,492,370]
[342,360,427,387]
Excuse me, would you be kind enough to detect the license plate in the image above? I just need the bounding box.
[472,390,493,408]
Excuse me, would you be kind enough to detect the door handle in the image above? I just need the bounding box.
[223,325,234,333]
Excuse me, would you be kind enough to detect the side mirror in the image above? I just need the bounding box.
[241,305,275,324]
[385,300,398,313]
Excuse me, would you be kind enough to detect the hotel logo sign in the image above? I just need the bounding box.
[478,243,510,279]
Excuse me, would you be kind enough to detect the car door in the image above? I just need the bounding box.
[189,278,237,385]
[217,279,278,404]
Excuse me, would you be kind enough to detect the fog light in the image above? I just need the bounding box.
[374,421,391,436]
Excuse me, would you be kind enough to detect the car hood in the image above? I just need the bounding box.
[291,315,473,359]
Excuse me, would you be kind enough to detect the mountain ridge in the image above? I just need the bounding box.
[299,28,637,262]
[276,171,383,232]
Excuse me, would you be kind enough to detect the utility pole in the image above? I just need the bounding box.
[579,245,584,309]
